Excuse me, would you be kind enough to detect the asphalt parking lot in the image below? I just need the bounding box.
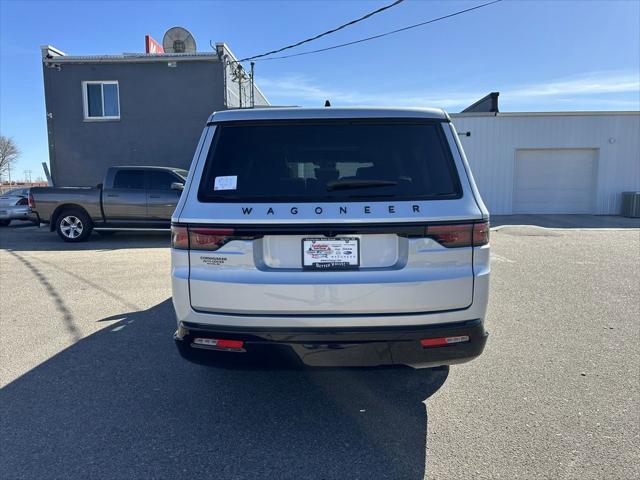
[1,217,638,479]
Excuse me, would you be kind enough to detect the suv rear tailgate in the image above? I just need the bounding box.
[188,227,474,315]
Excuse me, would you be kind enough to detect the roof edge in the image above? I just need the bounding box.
[40,45,66,60]
[452,110,640,118]
[208,107,449,123]
[42,51,220,64]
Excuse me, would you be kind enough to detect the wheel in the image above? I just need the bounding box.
[56,208,93,242]
[0,219,10,227]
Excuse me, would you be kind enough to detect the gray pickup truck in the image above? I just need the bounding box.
[30,166,187,242]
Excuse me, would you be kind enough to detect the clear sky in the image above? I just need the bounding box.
[1,0,639,180]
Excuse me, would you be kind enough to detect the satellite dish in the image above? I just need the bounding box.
[162,27,197,54]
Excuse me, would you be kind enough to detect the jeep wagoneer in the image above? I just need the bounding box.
[171,107,490,368]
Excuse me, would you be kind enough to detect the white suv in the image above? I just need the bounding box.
[171,107,489,368]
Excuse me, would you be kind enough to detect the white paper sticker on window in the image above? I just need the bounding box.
[214,175,238,191]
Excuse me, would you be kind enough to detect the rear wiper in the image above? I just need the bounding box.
[326,179,398,191]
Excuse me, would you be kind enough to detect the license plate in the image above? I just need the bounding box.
[302,237,360,270]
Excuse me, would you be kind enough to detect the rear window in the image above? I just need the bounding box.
[198,120,461,202]
[113,170,145,189]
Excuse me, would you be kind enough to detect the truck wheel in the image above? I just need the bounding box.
[56,209,93,242]
[0,220,10,227]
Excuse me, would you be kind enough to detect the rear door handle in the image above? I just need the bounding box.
[106,194,119,198]
[149,195,161,198]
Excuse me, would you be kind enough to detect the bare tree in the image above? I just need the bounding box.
[0,136,20,181]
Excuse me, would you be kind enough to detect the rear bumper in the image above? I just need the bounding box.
[0,206,31,220]
[174,318,488,368]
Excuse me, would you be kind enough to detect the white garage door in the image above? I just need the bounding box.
[514,149,597,214]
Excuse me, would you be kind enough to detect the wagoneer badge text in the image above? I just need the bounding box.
[240,205,422,216]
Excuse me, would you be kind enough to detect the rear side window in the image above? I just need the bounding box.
[113,170,145,189]
[198,120,461,202]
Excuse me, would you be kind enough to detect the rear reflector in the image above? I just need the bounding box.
[216,339,244,349]
[193,338,245,350]
[420,335,470,348]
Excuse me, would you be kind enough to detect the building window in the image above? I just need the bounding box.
[82,81,120,120]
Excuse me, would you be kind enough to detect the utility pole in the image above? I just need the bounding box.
[236,64,243,108]
[250,62,255,108]
[231,63,249,108]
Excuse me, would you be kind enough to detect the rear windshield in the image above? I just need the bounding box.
[198,120,461,202]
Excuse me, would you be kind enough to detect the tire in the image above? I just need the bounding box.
[56,208,93,242]
[0,220,10,227]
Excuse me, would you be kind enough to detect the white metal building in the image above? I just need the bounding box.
[451,111,640,215]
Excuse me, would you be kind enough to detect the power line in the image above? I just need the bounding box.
[238,0,405,62]
[253,0,503,62]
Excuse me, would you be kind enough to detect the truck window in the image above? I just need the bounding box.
[113,170,146,189]
[149,171,179,190]
[198,120,461,203]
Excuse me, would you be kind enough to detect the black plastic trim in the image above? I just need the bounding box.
[180,318,482,336]
[174,319,488,367]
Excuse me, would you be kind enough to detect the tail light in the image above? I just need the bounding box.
[170,225,240,251]
[17,197,29,206]
[189,228,235,251]
[28,193,35,209]
[426,221,489,248]
[472,221,490,246]
[171,225,189,249]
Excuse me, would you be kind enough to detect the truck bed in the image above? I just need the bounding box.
[30,186,103,224]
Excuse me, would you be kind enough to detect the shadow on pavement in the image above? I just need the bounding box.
[491,214,639,229]
[0,299,448,480]
[0,222,169,251]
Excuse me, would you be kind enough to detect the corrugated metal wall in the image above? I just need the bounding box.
[450,112,640,215]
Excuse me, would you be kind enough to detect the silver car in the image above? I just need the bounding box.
[171,107,490,368]
[0,188,32,226]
